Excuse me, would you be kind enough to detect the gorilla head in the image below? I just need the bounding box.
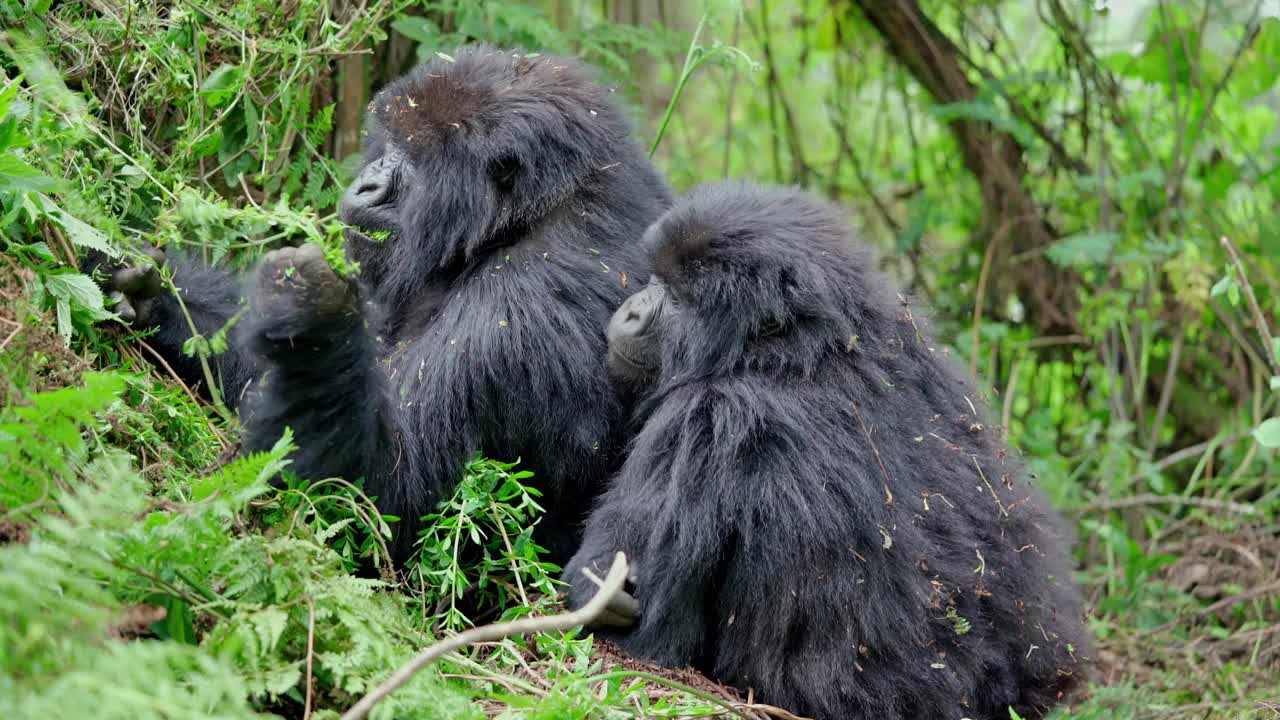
[340,48,637,313]
[606,183,878,391]
[568,181,1088,719]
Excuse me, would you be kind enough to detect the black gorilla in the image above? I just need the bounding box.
[98,47,671,565]
[564,182,1088,720]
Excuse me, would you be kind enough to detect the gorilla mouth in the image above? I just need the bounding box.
[609,348,654,371]
[344,226,395,245]
[607,346,659,386]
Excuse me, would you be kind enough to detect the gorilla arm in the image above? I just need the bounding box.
[239,243,403,522]
[85,246,256,409]
[562,389,732,667]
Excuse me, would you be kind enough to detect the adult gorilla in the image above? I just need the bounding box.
[98,47,672,565]
[564,182,1088,720]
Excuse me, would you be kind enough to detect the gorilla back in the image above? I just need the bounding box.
[565,182,1088,719]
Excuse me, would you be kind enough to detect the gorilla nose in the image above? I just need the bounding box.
[617,305,655,334]
[353,177,388,201]
[341,155,400,218]
[609,285,662,339]
[344,169,393,210]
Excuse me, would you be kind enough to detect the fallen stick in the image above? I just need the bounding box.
[339,552,630,720]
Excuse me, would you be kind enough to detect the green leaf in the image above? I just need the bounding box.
[0,75,21,122]
[1254,417,1280,448]
[391,16,441,45]
[153,596,196,645]
[1202,161,1238,202]
[46,198,120,256]
[1231,18,1280,98]
[1,30,87,121]
[1210,272,1236,298]
[243,95,260,145]
[928,100,1036,148]
[199,64,244,108]
[55,296,70,343]
[897,194,931,253]
[0,153,59,192]
[44,272,105,312]
[1045,232,1118,268]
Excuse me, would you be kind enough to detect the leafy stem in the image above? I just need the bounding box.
[649,11,757,159]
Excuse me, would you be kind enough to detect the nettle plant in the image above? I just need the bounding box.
[413,456,561,631]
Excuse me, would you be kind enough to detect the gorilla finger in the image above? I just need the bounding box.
[137,263,163,297]
[113,265,152,295]
[116,263,163,298]
[133,297,156,325]
[258,248,298,286]
[604,588,640,624]
[295,242,325,265]
[591,601,639,629]
[111,293,137,324]
[142,245,166,267]
[294,243,338,281]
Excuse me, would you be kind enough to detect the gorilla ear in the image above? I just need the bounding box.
[489,154,521,190]
[653,223,713,284]
[759,316,785,337]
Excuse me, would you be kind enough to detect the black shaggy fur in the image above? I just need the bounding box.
[242,47,671,563]
[96,47,671,565]
[564,182,1089,720]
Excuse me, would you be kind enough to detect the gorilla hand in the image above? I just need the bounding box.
[594,584,640,629]
[97,245,165,326]
[567,552,641,629]
[251,243,357,341]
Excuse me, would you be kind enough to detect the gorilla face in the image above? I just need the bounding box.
[338,122,505,293]
[338,143,407,244]
[337,47,631,306]
[605,278,669,389]
[606,184,870,392]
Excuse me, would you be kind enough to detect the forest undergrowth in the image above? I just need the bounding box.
[3,1,1280,719]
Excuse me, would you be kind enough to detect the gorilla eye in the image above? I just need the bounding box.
[489,155,520,190]
[760,316,784,337]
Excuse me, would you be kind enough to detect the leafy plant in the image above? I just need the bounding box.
[413,456,559,631]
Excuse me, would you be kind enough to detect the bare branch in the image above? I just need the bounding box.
[339,552,631,720]
[1221,236,1279,375]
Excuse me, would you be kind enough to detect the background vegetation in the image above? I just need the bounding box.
[2,0,1279,718]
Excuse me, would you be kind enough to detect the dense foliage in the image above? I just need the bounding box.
[1,1,1278,718]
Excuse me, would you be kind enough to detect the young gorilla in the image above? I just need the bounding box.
[99,47,672,565]
[564,182,1089,720]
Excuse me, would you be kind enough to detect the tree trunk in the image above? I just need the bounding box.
[850,0,1077,332]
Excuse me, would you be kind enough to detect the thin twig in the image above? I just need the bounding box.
[584,670,811,720]
[0,324,21,353]
[970,223,1001,379]
[973,455,1009,517]
[490,498,529,607]
[1221,236,1278,374]
[1147,318,1186,455]
[1079,493,1258,516]
[721,10,742,178]
[304,599,316,720]
[852,402,894,506]
[338,552,631,720]
[1201,579,1280,616]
